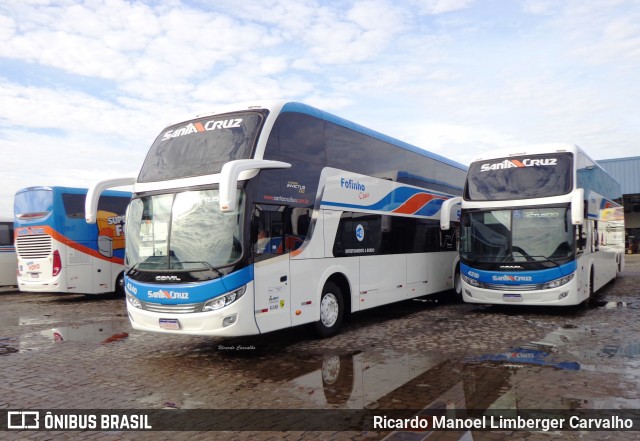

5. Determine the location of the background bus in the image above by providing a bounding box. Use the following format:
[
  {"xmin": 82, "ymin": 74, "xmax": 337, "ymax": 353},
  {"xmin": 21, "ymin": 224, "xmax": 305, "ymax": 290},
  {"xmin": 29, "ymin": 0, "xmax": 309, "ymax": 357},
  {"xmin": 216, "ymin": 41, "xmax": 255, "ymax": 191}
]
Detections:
[
  {"xmin": 87, "ymin": 101, "xmax": 467, "ymax": 337},
  {"xmin": 15, "ymin": 186, "xmax": 130, "ymax": 295},
  {"xmin": 442, "ymin": 144, "xmax": 624, "ymax": 306},
  {"xmin": 0, "ymin": 216, "xmax": 16, "ymax": 286}
]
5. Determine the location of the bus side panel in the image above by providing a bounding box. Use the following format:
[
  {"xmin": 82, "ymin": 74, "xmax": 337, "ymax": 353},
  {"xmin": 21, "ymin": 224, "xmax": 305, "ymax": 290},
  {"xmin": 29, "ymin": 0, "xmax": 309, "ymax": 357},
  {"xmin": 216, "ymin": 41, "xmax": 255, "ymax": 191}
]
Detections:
[
  {"xmin": 254, "ymin": 254, "xmax": 291, "ymax": 334},
  {"xmin": 426, "ymin": 251, "xmax": 457, "ymax": 295},
  {"xmin": 359, "ymin": 254, "xmax": 406, "ymax": 306},
  {"xmin": 575, "ymin": 254, "xmax": 591, "ymax": 303},
  {"xmin": 93, "ymin": 256, "xmax": 113, "ymax": 293},
  {"xmin": 0, "ymin": 246, "xmax": 16, "ymax": 286},
  {"xmin": 406, "ymin": 253, "xmax": 429, "ymax": 297}
]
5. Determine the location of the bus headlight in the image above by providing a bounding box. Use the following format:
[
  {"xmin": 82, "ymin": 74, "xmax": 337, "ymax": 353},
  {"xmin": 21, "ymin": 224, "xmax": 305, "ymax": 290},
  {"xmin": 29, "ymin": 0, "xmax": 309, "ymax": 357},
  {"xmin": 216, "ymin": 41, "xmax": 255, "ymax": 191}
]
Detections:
[
  {"xmin": 461, "ymin": 274, "xmax": 482, "ymax": 288},
  {"xmin": 203, "ymin": 286, "xmax": 246, "ymax": 312},
  {"xmin": 542, "ymin": 273, "xmax": 575, "ymax": 290},
  {"xmin": 127, "ymin": 292, "xmax": 142, "ymax": 309}
]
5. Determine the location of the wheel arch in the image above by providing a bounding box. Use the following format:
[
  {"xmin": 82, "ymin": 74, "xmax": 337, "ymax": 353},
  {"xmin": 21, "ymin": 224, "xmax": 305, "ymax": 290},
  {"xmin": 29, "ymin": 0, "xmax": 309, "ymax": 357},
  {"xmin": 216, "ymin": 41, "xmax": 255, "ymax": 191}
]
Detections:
[{"xmin": 322, "ymin": 271, "xmax": 352, "ymax": 316}]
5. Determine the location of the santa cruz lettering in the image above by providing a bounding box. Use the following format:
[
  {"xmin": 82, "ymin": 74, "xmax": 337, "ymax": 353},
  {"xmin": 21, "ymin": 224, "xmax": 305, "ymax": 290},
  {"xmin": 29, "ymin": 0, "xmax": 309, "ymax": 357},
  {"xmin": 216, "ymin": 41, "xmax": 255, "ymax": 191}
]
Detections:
[
  {"xmin": 480, "ymin": 158, "xmax": 557, "ymax": 172},
  {"xmin": 162, "ymin": 118, "xmax": 243, "ymax": 141},
  {"xmin": 147, "ymin": 289, "xmax": 189, "ymax": 299},
  {"xmin": 492, "ymin": 275, "xmax": 533, "ymax": 282}
]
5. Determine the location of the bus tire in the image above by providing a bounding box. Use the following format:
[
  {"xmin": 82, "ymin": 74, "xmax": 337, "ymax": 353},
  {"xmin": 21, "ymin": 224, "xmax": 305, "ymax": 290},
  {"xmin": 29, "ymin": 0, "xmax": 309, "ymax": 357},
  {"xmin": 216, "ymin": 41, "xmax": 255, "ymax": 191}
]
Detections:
[
  {"xmin": 115, "ymin": 272, "xmax": 125, "ymax": 298},
  {"xmin": 315, "ymin": 282, "xmax": 344, "ymax": 338},
  {"xmin": 585, "ymin": 270, "xmax": 595, "ymax": 307},
  {"xmin": 454, "ymin": 264, "xmax": 463, "ymax": 302}
]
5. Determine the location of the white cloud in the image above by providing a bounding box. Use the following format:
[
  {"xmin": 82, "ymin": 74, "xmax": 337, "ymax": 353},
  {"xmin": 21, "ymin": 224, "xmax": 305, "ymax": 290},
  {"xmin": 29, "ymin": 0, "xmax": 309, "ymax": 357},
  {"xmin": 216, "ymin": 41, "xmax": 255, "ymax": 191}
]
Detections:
[{"xmin": 414, "ymin": 0, "xmax": 474, "ymax": 15}]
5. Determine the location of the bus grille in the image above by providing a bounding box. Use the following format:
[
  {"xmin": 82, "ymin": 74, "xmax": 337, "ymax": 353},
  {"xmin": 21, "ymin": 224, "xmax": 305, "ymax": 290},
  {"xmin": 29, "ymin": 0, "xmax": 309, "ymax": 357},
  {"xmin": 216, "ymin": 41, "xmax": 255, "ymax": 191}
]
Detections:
[
  {"xmin": 16, "ymin": 235, "xmax": 52, "ymax": 259},
  {"xmin": 484, "ymin": 283, "xmax": 544, "ymax": 291},
  {"xmin": 140, "ymin": 301, "xmax": 203, "ymax": 314}
]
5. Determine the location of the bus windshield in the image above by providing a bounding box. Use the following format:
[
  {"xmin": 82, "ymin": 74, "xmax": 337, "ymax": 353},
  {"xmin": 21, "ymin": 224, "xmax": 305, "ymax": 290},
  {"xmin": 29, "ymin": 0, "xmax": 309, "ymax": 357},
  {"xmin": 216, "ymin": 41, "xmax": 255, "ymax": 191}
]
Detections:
[
  {"xmin": 126, "ymin": 189, "xmax": 244, "ymax": 272},
  {"xmin": 460, "ymin": 207, "xmax": 574, "ymax": 265},
  {"xmin": 138, "ymin": 111, "xmax": 266, "ymax": 183},
  {"xmin": 465, "ymin": 153, "xmax": 573, "ymax": 200}
]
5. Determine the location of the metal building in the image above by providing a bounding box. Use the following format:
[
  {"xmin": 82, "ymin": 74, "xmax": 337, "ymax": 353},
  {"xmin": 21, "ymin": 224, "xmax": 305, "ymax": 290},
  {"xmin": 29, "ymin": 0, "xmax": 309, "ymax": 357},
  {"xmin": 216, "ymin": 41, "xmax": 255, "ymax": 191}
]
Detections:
[{"xmin": 597, "ymin": 156, "xmax": 640, "ymax": 253}]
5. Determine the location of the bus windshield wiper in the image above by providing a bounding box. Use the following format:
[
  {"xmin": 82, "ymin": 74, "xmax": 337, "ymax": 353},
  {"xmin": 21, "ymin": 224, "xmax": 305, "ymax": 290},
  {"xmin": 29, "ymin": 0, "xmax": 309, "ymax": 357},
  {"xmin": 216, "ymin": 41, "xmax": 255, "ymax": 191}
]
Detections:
[{"xmin": 180, "ymin": 261, "xmax": 224, "ymax": 278}]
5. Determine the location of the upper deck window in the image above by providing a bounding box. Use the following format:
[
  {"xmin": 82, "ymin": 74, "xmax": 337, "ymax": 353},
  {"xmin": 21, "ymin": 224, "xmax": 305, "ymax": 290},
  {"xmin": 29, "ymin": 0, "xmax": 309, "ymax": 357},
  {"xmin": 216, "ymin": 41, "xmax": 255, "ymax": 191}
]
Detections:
[
  {"xmin": 465, "ymin": 153, "xmax": 573, "ymax": 201},
  {"xmin": 138, "ymin": 111, "xmax": 266, "ymax": 183}
]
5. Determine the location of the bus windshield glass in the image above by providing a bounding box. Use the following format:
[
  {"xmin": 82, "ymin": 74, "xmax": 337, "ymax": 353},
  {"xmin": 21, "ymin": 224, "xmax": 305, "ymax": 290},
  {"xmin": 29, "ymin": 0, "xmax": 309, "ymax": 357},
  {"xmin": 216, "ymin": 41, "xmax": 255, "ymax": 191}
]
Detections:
[
  {"xmin": 460, "ymin": 207, "xmax": 574, "ymax": 264},
  {"xmin": 14, "ymin": 188, "xmax": 54, "ymax": 219},
  {"xmin": 138, "ymin": 111, "xmax": 266, "ymax": 183},
  {"xmin": 465, "ymin": 153, "xmax": 573, "ymax": 200},
  {"xmin": 126, "ymin": 189, "xmax": 244, "ymax": 271}
]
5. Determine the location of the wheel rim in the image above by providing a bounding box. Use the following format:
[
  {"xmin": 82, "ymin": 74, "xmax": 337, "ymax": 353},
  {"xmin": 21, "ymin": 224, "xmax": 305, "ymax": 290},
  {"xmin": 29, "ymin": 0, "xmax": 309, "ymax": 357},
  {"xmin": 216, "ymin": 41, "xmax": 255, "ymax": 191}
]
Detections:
[{"xmin": 320, "ymin": 293, "xmax": 339, "ymax": 327}]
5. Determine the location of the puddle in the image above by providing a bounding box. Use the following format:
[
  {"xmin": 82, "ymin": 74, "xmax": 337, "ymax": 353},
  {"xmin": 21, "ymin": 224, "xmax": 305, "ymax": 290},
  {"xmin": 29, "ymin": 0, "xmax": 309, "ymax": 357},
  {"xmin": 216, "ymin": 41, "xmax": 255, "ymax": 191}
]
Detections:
[
  {"xmin": 466, "ymin": 347, "xmax": 580, "ymax": 370},
  {"xmin": 600, "ymin": 342, "xmax": 640, "ymax": 358},
  {"xmin": 595, "ymin": 299, "xmax": 640, "ymax": 309},
  {"xmin": 0, "ymin": 316, "xmax": 60, "ymax": 328},
  {"xmin": 41, "ymin": 321, "xmax": 128, "ymax": 344},
  {"xmin": 0, "ymin": 338, "xmax": 19, "ymax": 355},
  {"xmin": 289, "ymin": 350, "xmax": 456, "ymax": 409},
  {"xmin": 0, "ymin": 321, "xmax": 130, "ymax": 354}
]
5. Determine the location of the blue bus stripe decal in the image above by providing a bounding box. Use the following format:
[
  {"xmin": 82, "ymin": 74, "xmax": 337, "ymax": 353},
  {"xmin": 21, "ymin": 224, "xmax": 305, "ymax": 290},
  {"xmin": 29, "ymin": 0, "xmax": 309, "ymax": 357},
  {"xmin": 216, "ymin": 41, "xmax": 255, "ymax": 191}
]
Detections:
[{"xmin": 126, "ymin": 265, "xmax": 254, "ymax": 304}]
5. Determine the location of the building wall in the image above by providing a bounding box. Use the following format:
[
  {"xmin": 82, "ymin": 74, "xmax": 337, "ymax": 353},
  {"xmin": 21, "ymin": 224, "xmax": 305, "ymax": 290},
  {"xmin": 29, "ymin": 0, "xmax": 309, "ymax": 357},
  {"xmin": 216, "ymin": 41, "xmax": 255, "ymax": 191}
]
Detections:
[
  {"xmin": 597, "ymin": 157, "xmax": 640, "ymax": 195},
  {"xmin": 627, "ymin": 211, "xmax": 640, "ymax": 229}
]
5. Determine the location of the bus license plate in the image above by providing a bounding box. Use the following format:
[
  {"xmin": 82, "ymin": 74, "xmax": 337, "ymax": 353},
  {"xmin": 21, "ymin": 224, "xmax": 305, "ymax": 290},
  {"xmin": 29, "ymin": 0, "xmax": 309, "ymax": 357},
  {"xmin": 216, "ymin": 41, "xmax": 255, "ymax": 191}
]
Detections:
[
  {"xmin": 159, "ymin": 319, "xmax": 180, "ymax": 330},
  {"xmin": 503, "ymin": 294, "xmax": 522, "ymax": 303}
]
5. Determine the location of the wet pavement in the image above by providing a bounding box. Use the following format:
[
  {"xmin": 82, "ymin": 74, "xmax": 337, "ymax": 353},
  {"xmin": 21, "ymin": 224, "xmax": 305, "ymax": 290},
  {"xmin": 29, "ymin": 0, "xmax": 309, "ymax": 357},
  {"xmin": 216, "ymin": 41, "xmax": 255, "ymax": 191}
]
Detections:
[{"xmin": 2, "ymin": 256, "xmax": 640, "ymax": 440}]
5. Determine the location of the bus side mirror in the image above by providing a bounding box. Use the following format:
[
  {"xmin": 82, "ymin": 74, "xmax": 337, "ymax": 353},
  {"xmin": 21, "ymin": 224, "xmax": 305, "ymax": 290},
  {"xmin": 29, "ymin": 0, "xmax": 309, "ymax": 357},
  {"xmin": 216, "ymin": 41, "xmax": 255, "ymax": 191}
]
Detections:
[
  {"xmin": 219, "ymin": 160, "xmax": 291, "ymax": 212},
  {"xmin": 571, "ymin": 189, "xmax": 584, "ymax": 225},
  {"xmin": 85, "ymin": 177, "xmax": 136, "ymax": 224},
  {"xmin": 440, "ymin": 197, "xmax": 462, "ymax": 230}
]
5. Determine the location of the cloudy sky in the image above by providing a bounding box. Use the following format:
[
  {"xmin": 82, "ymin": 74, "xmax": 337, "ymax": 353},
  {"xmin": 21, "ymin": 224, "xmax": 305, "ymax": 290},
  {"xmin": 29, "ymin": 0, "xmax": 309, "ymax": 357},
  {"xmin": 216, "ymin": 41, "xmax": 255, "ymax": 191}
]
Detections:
[{"xmin": 1, "ymin": 0, "xmax": 639, "ymax": 216}]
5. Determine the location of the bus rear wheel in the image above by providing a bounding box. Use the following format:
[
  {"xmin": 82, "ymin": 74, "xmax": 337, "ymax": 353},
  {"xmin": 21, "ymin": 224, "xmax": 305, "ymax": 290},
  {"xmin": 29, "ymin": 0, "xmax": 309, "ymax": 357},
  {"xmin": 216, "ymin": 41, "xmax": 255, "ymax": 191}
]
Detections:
[{"xmin": 315, "ymin": 282, "xmax": 344, "ymax": 338}]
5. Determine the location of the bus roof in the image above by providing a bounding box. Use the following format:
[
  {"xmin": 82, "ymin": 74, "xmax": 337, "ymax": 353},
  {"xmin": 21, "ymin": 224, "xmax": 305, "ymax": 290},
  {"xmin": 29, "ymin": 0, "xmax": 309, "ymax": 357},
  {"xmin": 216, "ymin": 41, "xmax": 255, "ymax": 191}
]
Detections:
[
  {"xmin": 468, "ymin": 143, "xmax": 581, "ymax": 163},
  {"xmin": 16, "ymin": 186, "xmax": 131, "ymax": 198},
  {"xmin": 183, "ymin": 100, "xmax": 468, "ymax": 172},
  {"xmin": 280, "ymin": 102, "xmax": 468, "ymax": 172}
]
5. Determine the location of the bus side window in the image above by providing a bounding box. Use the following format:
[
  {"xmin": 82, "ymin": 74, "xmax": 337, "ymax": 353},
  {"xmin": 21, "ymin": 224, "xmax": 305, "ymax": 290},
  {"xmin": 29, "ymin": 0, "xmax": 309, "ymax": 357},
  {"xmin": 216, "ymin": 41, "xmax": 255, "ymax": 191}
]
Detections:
[
  {"xmin": 0, "ymin": 222, "xmax": 12, "ymax": 246},
  {"xmin": 253, "ymin": 207, "xmax": 284, "ymax": 259}
]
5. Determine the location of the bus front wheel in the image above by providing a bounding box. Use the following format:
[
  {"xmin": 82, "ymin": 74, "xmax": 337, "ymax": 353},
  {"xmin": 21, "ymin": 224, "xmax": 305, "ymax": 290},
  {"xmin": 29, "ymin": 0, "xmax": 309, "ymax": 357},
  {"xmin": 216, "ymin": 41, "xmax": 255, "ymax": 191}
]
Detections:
[
  {"xmin": 454, "ymin": 264, "xmax": 462, "ymax": 302},
  {"xmin": 115, "ymin": 273, "xmax": 125, "ymax": 298},
  {"xmin": 315, "ymin": 282, "xmax": 344, "ymax": 338}
]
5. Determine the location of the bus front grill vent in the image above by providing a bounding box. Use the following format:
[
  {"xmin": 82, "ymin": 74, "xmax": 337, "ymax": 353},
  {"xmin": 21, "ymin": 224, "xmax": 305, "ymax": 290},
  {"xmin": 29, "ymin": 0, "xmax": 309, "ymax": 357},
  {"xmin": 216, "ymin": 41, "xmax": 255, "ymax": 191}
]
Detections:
[{"xmin": 140, "ymin": 301, "xmax": 203, "ymax": 314}]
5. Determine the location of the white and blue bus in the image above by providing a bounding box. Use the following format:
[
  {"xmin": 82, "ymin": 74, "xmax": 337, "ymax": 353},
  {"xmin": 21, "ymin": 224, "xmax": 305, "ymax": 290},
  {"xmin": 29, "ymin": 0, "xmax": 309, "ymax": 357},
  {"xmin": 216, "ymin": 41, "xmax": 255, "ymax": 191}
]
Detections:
[
  {"xmin": 441, "ymin": 144, "xmax": 625, "ymax": 306},
  {"xmin": 15, "ymin": 186, "xmax": 130, "ymax": 295},
  {"xmin": 0, "ymin": 217, "xmax": 16, "ymax": 286},
  {"xmin": 86, "ymin": 101, "xmax": 467, "ymax": 337}
]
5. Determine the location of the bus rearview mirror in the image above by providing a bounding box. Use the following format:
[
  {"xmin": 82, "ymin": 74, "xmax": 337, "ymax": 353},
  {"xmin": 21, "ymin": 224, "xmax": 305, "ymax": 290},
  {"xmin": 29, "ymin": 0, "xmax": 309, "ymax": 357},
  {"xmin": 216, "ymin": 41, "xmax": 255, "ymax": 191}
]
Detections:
[{"xmin": 571, "ymin": 189, "xmax": 584, "ymax": 225}]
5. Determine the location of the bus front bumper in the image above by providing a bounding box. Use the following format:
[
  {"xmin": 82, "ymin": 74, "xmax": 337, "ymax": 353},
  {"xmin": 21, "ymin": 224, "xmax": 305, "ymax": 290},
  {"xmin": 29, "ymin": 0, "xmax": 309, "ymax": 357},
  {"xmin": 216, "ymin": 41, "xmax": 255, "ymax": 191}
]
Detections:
[
  {"xmin": 461, "ymin": 278, "xmax": 582, "ymax": 306},
  {"xmin": 125, "ymin": 288, "xmax": 259, "ymax": 337}
]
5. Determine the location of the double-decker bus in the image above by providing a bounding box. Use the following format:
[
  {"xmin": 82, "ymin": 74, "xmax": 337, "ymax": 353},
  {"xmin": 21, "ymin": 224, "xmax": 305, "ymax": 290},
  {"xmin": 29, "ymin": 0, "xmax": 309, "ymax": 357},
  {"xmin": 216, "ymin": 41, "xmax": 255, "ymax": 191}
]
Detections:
[
  {"xmin": 86, "ymin": 101, "xmax": 467, "ymax": 337},
  {"xmin": 15, "ymin": 186, "xmax": 130, "ymax": 295},
  {"xmin": 441, "ymin": 144, "xmax": 624, "ymax": 306},
  {"xmin": 0, "ymin": 217, "xmax": 16, "ymax": 286}
]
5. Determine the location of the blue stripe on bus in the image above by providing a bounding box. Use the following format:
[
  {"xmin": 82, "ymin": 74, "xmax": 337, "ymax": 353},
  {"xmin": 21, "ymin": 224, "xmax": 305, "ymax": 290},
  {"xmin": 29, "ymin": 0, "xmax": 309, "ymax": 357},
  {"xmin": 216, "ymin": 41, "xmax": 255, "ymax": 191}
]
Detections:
[
  {"xmin": 321, "ymin": 186, "xmax": 448, "ymax": 216},
  {"xmin": 461, "ymin": 261, "xmax": 578, "ymax": 285},
  {"xmin": 125, "ymin": 265, "xmax": 254, "ymax": 305}
]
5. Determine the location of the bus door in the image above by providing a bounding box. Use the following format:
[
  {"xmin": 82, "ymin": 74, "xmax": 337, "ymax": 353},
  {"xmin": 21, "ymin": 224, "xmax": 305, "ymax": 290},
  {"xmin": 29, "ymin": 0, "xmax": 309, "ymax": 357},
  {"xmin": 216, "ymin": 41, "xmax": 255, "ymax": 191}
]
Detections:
[{"xmin": 252, "ymin": 205, "xmax": 292, "ymax": 333}]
